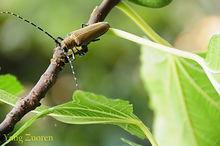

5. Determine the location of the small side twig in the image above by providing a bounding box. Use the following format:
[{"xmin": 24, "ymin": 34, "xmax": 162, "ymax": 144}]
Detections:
[
  {"xmin": 88, "ymin": 0, "xmax": 121, "ymax": 24},
  {"xmin": 0, "ymin": 0, "xmax": 120, "ymax": 142}
]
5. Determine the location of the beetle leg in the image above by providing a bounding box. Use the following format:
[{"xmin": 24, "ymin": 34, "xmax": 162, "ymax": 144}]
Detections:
[
  {"xmin": 74, "ymin": 46, "xmax": 83, "ymax": 56},
  {"xmin": 81, "ymin": 45, "xmax": 88, "ymax": 54},
  {"xmin": 82, "ymin": 23, "xmax": 88, "ymax": 28},
  {"xmin": 55, "ymin": 37, "xmax": 64, "ymax": 47},
  {"xmin": 57, "ymin": 36, "xmax": 64, "ymax": 41},
  {"xmin": 92, "ymin": 38, "xmax": 100, "ymax": 42},
  {"xmin": 70, "ymin": 48, "xmax": 76, "ymax": 60},
  {"xmin": 78, "ymin": 46, "xmax": 87, "ymax": 56}
]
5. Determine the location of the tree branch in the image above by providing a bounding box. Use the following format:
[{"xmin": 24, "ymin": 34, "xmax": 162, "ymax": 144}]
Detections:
[
  {"xmin": 0, "ymin": 0, "xmax": 120, "ymax": 142},
  {"xmin": 0, "ymin": 47, "xmax": 66, "ymax": 140}
]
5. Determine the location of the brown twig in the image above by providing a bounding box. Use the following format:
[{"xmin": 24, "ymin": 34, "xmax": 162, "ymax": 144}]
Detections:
[{"xmin": 0, "ymin": 0, "xmax": 120, "ymax": 142}]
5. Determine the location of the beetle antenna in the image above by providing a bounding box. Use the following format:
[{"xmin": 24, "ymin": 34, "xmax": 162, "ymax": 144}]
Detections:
[{"xmin": 0, "ymin": 11, "xmax": 60, "ymax": 45}]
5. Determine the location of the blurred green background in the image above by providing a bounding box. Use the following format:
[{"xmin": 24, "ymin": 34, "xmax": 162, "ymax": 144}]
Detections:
[{"xmin": 0, "ymin": 0, "xmax": 220, "ymax": 146}]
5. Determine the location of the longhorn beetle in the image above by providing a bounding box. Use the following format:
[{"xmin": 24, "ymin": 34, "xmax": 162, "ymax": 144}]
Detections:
[
  {"xmin": 60, "ymin": 22, "xmax": 110, "ymax": 56},
  {"xmin": 0, "ymin": 11, "xmax": 110, "ymax": 88},
  {"xmin": 0, "ymin": 11, "xmax": 110, "ymax": 55}
]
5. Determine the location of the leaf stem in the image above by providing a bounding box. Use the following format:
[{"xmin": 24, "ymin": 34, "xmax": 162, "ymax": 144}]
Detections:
[
  {"xmin": 116, "ymin": 1, "xmax": 172, "ymax": 47},
  {"xmin": 137, "ymin": 121, "xmax": 158, "ymax": 146},
  {"xmin": 110, "ymin": 28, "xmax": 220, "ymax": 95}
]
